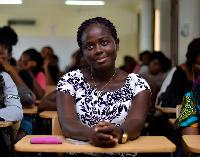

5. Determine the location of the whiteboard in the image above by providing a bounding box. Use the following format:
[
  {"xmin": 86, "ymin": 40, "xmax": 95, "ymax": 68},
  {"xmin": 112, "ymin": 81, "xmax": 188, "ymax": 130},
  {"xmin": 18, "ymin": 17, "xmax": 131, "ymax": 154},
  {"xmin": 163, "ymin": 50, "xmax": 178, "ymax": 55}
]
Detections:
[{"xmin": 12, "ymin": 36, "xmax": 79, "ymax": 72}]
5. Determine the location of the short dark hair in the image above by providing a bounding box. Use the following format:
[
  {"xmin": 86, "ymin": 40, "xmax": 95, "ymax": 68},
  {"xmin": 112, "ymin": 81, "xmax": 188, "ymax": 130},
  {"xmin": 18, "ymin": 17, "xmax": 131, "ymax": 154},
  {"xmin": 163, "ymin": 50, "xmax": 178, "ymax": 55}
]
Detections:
[
  {"xmin": 0, "ymin": 26, "xmax": 18, "ymax": 54},
  {"xmin": 149, "ymin": 51, "xmax": 166, "ymax": 63},
  {"xmin": 140, "ymin": 51, "xmax": 151, "ymax": 61},
  {"xmin": 77, "ymin": 17, "xmax": 117, "ymax": 49},
  {"xmin": 0, "ymin": 38, "xmax": 11, "ymax": 51},
  {"xmin": 43, "ymin": 46, "xmax": 54, "ymax": 54},
  {"xmin": 150, "ymin": 51, "xmax": 171, "ymax": 72},
  {"xmin": 186, "ymin": 38, "xmax": 200, "ymax": 64},
  {"xmin": 23, "ymin": 48, "xmax": 43, "ymax": 75}
]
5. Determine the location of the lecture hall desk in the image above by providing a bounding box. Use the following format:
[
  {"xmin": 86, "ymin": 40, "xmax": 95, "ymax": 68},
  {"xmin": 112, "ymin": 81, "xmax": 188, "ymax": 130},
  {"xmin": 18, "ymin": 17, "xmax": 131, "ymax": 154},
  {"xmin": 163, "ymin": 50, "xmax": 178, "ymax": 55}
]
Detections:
[
  {"xmin": 155, "ymin": 105, "xmax": 176, "ymax": 114},
  {"xmin": 39, "ymin": 110, "xmax": 57, "ymax": 119},
  {"xmin": 15, "ymin": 135, "xmax": 176, "ymax": 154},
  {"xmin": 168, "ymin": 118, "xmax": 176, "ymax": 125},
  {"xmin": 183, "ymin": 135, "xmax": 200, "ymax": 154},
  {"xmin": 23, "ymin": 106, "xmax": 38, "ymax": 114}
]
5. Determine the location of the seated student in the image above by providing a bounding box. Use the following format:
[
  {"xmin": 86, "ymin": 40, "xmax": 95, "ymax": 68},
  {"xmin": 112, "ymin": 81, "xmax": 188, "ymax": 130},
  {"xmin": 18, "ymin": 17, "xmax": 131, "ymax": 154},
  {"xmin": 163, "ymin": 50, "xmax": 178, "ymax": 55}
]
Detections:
[
  {"xmin": 41, "ymin": 46, "xmax": 63, "ymax": 85},
  {"xmin": 119, "ymin": 56, "xmax": 138, "ymax": 74},
  {"xmin": 38, "ymin": 49, "xmax": 90, "ymax": 112},
  {"xmin": 56, "ymin": 17, "xmax": 150, "ymax": 157},
  {"xmin": 178, "ymin": 75, "xmax": 200, "ymax": 157},
  {"xmin": 65, "ymin": 50, "xmax": 78, "ymax": 73},
  {"xmin": 18, "ymin": 48, "xmax": 46, "ymax": 99},
  {"xmin": 137, "ymin": 50, "xmax": 151, "ymax": 75},
  {"xmin": 151, "ymin": 38, "xmax": 200, "ymax": 138},
  {"xmin": 156, "ymin": 38, "xmax": 200, "ymax": 108},
  {"xmin": 0, "ymin": 65, "xmax": 23, "ymax": 156},
  {"xmin": 139, "ymin": 51, "xmax": 170, "ymax": 108},
  {"xmin": 0, "ymin": 26, "xmax": 36, "ymax": 143},
  {"xmin": 0, "ymin": 26, "xmax": 36, "ymax": 103}
]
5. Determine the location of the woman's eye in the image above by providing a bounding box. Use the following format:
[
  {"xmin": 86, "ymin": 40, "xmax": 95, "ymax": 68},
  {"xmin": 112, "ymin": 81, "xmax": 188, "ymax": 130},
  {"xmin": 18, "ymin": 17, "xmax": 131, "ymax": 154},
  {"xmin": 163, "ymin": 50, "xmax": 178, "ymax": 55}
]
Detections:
[
  {"xmin": 86, "ymin": 45, "xmax": 93, "ymax": 50},
  {"xmin": 102, "ymin": 40, "xmax": 108, "ymax": 45}
]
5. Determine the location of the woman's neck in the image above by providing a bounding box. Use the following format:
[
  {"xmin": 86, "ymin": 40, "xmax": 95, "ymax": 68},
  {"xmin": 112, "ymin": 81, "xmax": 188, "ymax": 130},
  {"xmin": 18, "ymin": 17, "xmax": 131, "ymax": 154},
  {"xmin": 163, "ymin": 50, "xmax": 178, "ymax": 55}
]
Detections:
[
  {"xmin": 180, "ymin": 63, "xmax": 193, "ymax": 82},
  {"xmin": 90, "ymin": 66, "xmax": 116, "ymax": 82}
]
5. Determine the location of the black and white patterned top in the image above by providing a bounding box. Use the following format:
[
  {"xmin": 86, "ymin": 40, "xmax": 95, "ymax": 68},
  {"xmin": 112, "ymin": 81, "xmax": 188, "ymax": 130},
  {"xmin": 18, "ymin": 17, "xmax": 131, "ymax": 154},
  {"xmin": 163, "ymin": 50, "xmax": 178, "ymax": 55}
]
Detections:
[{"xmin": 56, "ymin": 69, "xmax": 150, "ymax": 127}]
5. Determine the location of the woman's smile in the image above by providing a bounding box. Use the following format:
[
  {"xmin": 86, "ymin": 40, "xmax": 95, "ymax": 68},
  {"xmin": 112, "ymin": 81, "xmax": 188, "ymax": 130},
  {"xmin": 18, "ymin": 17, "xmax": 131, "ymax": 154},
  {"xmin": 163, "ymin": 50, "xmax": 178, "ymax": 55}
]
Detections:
[{"xmin": 96, "ymin": 56, "xmax": 107, "ymax": 63}]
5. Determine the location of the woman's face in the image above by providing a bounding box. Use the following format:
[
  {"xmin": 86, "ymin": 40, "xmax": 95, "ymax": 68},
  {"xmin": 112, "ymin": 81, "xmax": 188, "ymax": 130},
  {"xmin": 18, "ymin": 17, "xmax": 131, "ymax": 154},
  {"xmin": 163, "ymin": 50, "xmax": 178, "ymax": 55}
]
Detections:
[
  {"xmin": 0, "ymin": 44, "xmax": 9, "ymax": 61},
  {"xmin": 142, "ymin": 54, "xmax": 150, "ymax": 65},
  {"xmin": 192, "ymin": 55, "xmax": 200, "ymax": 78},
  {"xmin": 41, "ymin": 47, "xmax": 53, "ymax": 60},
  {"xmin": 19, "ymin": 53, "xmax": 30, "ymax": 68},
  {"xmin": 81, "ymin": 24, "xmax": 119, "ymax": 70},
  {"xmin": 149, "ymin": 58, "xmax": 162, "ymax": 75}
]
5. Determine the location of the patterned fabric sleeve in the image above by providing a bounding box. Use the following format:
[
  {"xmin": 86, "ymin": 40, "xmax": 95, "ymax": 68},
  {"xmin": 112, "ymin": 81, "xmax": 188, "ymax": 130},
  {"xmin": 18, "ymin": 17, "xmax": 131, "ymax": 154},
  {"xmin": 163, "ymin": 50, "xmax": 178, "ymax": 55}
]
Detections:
[
  {"xmin": 56, "ymin": 70, "xmax": 78, "ymax": 97},
  {"xmin": 130, "ymin": 73, "xmax": 150, "ymax": 96},
  {"xmin": 178, "ymin": 92, "xmax": 198, "ymax": 128}
]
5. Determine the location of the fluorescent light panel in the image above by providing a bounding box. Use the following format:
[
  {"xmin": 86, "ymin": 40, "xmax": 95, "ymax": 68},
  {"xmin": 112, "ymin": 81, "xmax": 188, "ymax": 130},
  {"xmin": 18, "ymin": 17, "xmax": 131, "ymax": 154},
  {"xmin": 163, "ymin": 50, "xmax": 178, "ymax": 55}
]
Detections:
[
  {"xmin": 65, "ymin": 1, "xmax": 105, "ymax": 5},
  {"xmin": 0, "ymin": 0, "xmax": 22, "ymax": 4}
]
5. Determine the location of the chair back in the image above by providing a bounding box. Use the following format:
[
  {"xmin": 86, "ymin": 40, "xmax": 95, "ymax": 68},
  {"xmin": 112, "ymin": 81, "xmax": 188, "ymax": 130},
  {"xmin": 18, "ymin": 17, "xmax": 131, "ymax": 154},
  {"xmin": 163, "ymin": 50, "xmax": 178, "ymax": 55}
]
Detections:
[
  {"xmin": 52, "ymin": 115, "xmax": 62, "ymax": 135},
  {"xmin": 176, "ymin": 104, "xmax": 182, "ymax": 118},
  {"xmin": 44, "ymin": 85, "xmax": 56, "ymax": 97}
]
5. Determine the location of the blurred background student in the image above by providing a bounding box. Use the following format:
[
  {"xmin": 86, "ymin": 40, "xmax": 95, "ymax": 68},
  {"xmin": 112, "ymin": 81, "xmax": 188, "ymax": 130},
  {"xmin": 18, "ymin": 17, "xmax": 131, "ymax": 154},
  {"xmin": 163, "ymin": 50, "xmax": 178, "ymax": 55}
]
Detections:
[
  {"xmin": 40, "ymin": 46, "xmax": 62, "ymax": 85},
  {"xmin": 139, "ymin": 51, "xmax": 171, "ymax": 108},
  {"xmin": 38, "ymin": 49, "xmax": 90, "ymax": 112},
  {"xmin": 0, "ymin": 26, "xmax": 37, "ymax": 145},
  {"xmin": 156, "ymin": 38, "xmax": 200, "ymax": 109},
  {"xmin": 17, "ymin": 48, "xmax": 46, "ymax": 99}
]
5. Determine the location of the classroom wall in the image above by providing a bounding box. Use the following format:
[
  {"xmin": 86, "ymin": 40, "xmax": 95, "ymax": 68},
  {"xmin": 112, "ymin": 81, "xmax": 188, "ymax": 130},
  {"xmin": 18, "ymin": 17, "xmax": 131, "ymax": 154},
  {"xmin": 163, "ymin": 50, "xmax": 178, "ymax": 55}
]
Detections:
[
  {"xmin": 140, "ymin": 0, "xmax": 153, "ymax": 52},
  {"xmin": 0, "ymin": 4, "xmax": 140, "ymax": 71},
  {"xmin": 159, "ymin": 0, "xmax": 171, "ymax": 59},
  {"xmin": 178, "ymin": 0, "xmax": 200, "ymax": 64}
]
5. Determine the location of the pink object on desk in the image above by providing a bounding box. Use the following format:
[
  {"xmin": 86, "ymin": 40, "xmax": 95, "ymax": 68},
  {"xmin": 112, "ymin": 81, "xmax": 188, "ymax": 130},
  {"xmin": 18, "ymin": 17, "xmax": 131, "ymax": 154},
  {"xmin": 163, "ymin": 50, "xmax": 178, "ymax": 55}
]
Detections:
[{"xmin": 30, "ymin": 136, "xmax": 62, "ymax": 144}]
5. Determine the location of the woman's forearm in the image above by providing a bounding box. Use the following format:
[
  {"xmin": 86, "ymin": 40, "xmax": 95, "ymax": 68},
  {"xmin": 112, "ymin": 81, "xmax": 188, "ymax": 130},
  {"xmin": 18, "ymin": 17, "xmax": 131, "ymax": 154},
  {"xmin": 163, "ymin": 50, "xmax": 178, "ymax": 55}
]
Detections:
[{"xmin": 60, "ymin": 117, "xmax": 93, "ymax": 141}]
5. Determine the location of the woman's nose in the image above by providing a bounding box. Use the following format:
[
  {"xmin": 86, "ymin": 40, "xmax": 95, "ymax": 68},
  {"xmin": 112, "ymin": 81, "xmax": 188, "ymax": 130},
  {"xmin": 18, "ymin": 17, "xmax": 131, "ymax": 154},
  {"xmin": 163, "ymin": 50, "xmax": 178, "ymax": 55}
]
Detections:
[{"xmin": 95, "ymin": 44, "xmax": 103, "ymax": 55}]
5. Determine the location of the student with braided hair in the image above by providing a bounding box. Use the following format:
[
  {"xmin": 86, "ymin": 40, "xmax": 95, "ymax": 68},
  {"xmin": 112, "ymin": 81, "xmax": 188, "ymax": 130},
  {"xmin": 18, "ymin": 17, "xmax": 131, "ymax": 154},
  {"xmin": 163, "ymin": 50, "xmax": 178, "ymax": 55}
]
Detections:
[{"xmin": 56, "ymin": 17, "xmax": 150, "ymax": 156}]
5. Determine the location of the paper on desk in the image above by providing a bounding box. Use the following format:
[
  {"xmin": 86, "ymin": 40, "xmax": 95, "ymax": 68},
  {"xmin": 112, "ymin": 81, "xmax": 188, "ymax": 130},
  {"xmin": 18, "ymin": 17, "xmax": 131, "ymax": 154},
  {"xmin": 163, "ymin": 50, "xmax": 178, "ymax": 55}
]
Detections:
[{"xmin": 62, "ymin": 138, "xmax": 90, "ymax": 145}]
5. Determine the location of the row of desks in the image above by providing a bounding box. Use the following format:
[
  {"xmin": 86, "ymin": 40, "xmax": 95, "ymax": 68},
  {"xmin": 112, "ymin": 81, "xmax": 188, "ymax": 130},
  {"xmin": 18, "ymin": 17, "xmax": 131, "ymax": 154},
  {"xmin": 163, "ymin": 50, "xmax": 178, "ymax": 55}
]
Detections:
[
  {"xmin": 13, "ymin": 134, "xmax": 200, "ymax": 154},
  {"xmin": 15, "ymin": 135, "xmax": 176, "ymax": 153},
  {"xmin": 16, "ymin": 109, "xmax": 178, "ymax": 154},
  {"xmin": 2, "ymin": 106, "xmax": 200, "ymax": 155},
  {"xmin": 22, "ymin": 105, "xmax": 176, "ymax": 115},
  {"xmin": 154, "ymin": 105, "xmax": 176, "ymax": 114}
]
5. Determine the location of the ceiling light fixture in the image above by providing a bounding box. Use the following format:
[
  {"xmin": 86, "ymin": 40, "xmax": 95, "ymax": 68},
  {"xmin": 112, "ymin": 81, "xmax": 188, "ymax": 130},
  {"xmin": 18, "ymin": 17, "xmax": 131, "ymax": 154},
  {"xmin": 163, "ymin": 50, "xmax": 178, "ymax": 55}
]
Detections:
[
  {"xmin": 65, "ymin": 1, "xmax": 105, "ymax": 5},
  {"xmin": 0, "ymin": 0, "xmax": 22, "ymax": 4}
]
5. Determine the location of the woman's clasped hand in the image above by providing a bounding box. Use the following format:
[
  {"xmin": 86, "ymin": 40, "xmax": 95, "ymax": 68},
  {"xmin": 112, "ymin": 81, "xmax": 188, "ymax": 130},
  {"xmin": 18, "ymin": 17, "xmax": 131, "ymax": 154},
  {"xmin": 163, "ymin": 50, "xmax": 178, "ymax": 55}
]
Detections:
[{"xmin": 90, "ymin": 121, "xmax": 122, "ymax": 147}]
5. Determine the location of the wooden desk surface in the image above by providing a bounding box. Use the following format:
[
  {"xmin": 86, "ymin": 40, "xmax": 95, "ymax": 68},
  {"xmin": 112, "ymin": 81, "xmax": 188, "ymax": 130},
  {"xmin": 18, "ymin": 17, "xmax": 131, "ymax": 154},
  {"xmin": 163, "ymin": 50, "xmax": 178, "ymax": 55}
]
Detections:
[
  {"xmin": 35, "ymin": 100, "xmax": 41, "ymax": 105},
  {"xmin": 15, "ymin": 135, "xmax": 176, "ymax": 153},
  {"xmin": 0, "ymin": 121, "xmax": 13, "ymax": 127},
  {"xmin": 182, "ymin": 135, "xmax": 200, "ymax": 153},
  {"xmin": 155, "ymin": 106, "xmax": 176, "ymax": 113},
  {"xmin": 168, "ymin": 118, "xmax": 176, "ymax": 125},
  {"xmin": 23, "ymin": 106, "xmax": 38, "ymax": 114},
  {"xmin": 39, "ymin": 111, "xmax": 57, "ymax": 119}
]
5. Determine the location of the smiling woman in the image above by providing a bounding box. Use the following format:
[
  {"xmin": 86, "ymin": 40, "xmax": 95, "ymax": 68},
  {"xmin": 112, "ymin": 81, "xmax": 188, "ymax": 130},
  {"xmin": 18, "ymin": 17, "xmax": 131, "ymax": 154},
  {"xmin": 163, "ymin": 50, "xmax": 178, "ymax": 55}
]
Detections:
[{"xmin": 56, "ymin": 17, "xmax": 150, "ymax": 156}]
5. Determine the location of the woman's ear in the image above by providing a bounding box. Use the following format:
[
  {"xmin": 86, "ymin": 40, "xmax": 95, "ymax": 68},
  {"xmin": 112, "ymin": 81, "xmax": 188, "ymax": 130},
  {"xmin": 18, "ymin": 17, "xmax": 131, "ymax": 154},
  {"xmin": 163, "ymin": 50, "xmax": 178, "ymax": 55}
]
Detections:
[
  {"xmin": 78, "ymin": 49, "xmax": 83, "ymax": 54},
  {"xmin": 115, "ymin": 38, "xmax": 120, "ymax": 51},
  {"xmin": 8, "ymin": 52, "xmax": 12, "ymax": 61}
]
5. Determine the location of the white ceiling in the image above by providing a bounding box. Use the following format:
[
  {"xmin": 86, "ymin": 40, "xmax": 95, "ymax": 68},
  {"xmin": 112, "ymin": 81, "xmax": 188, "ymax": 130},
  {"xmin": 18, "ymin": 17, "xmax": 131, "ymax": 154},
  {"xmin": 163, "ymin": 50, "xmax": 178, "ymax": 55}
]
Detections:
[{"xmin": 22, "ymin": 0, "xmax": 141, "ymax": 6}]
